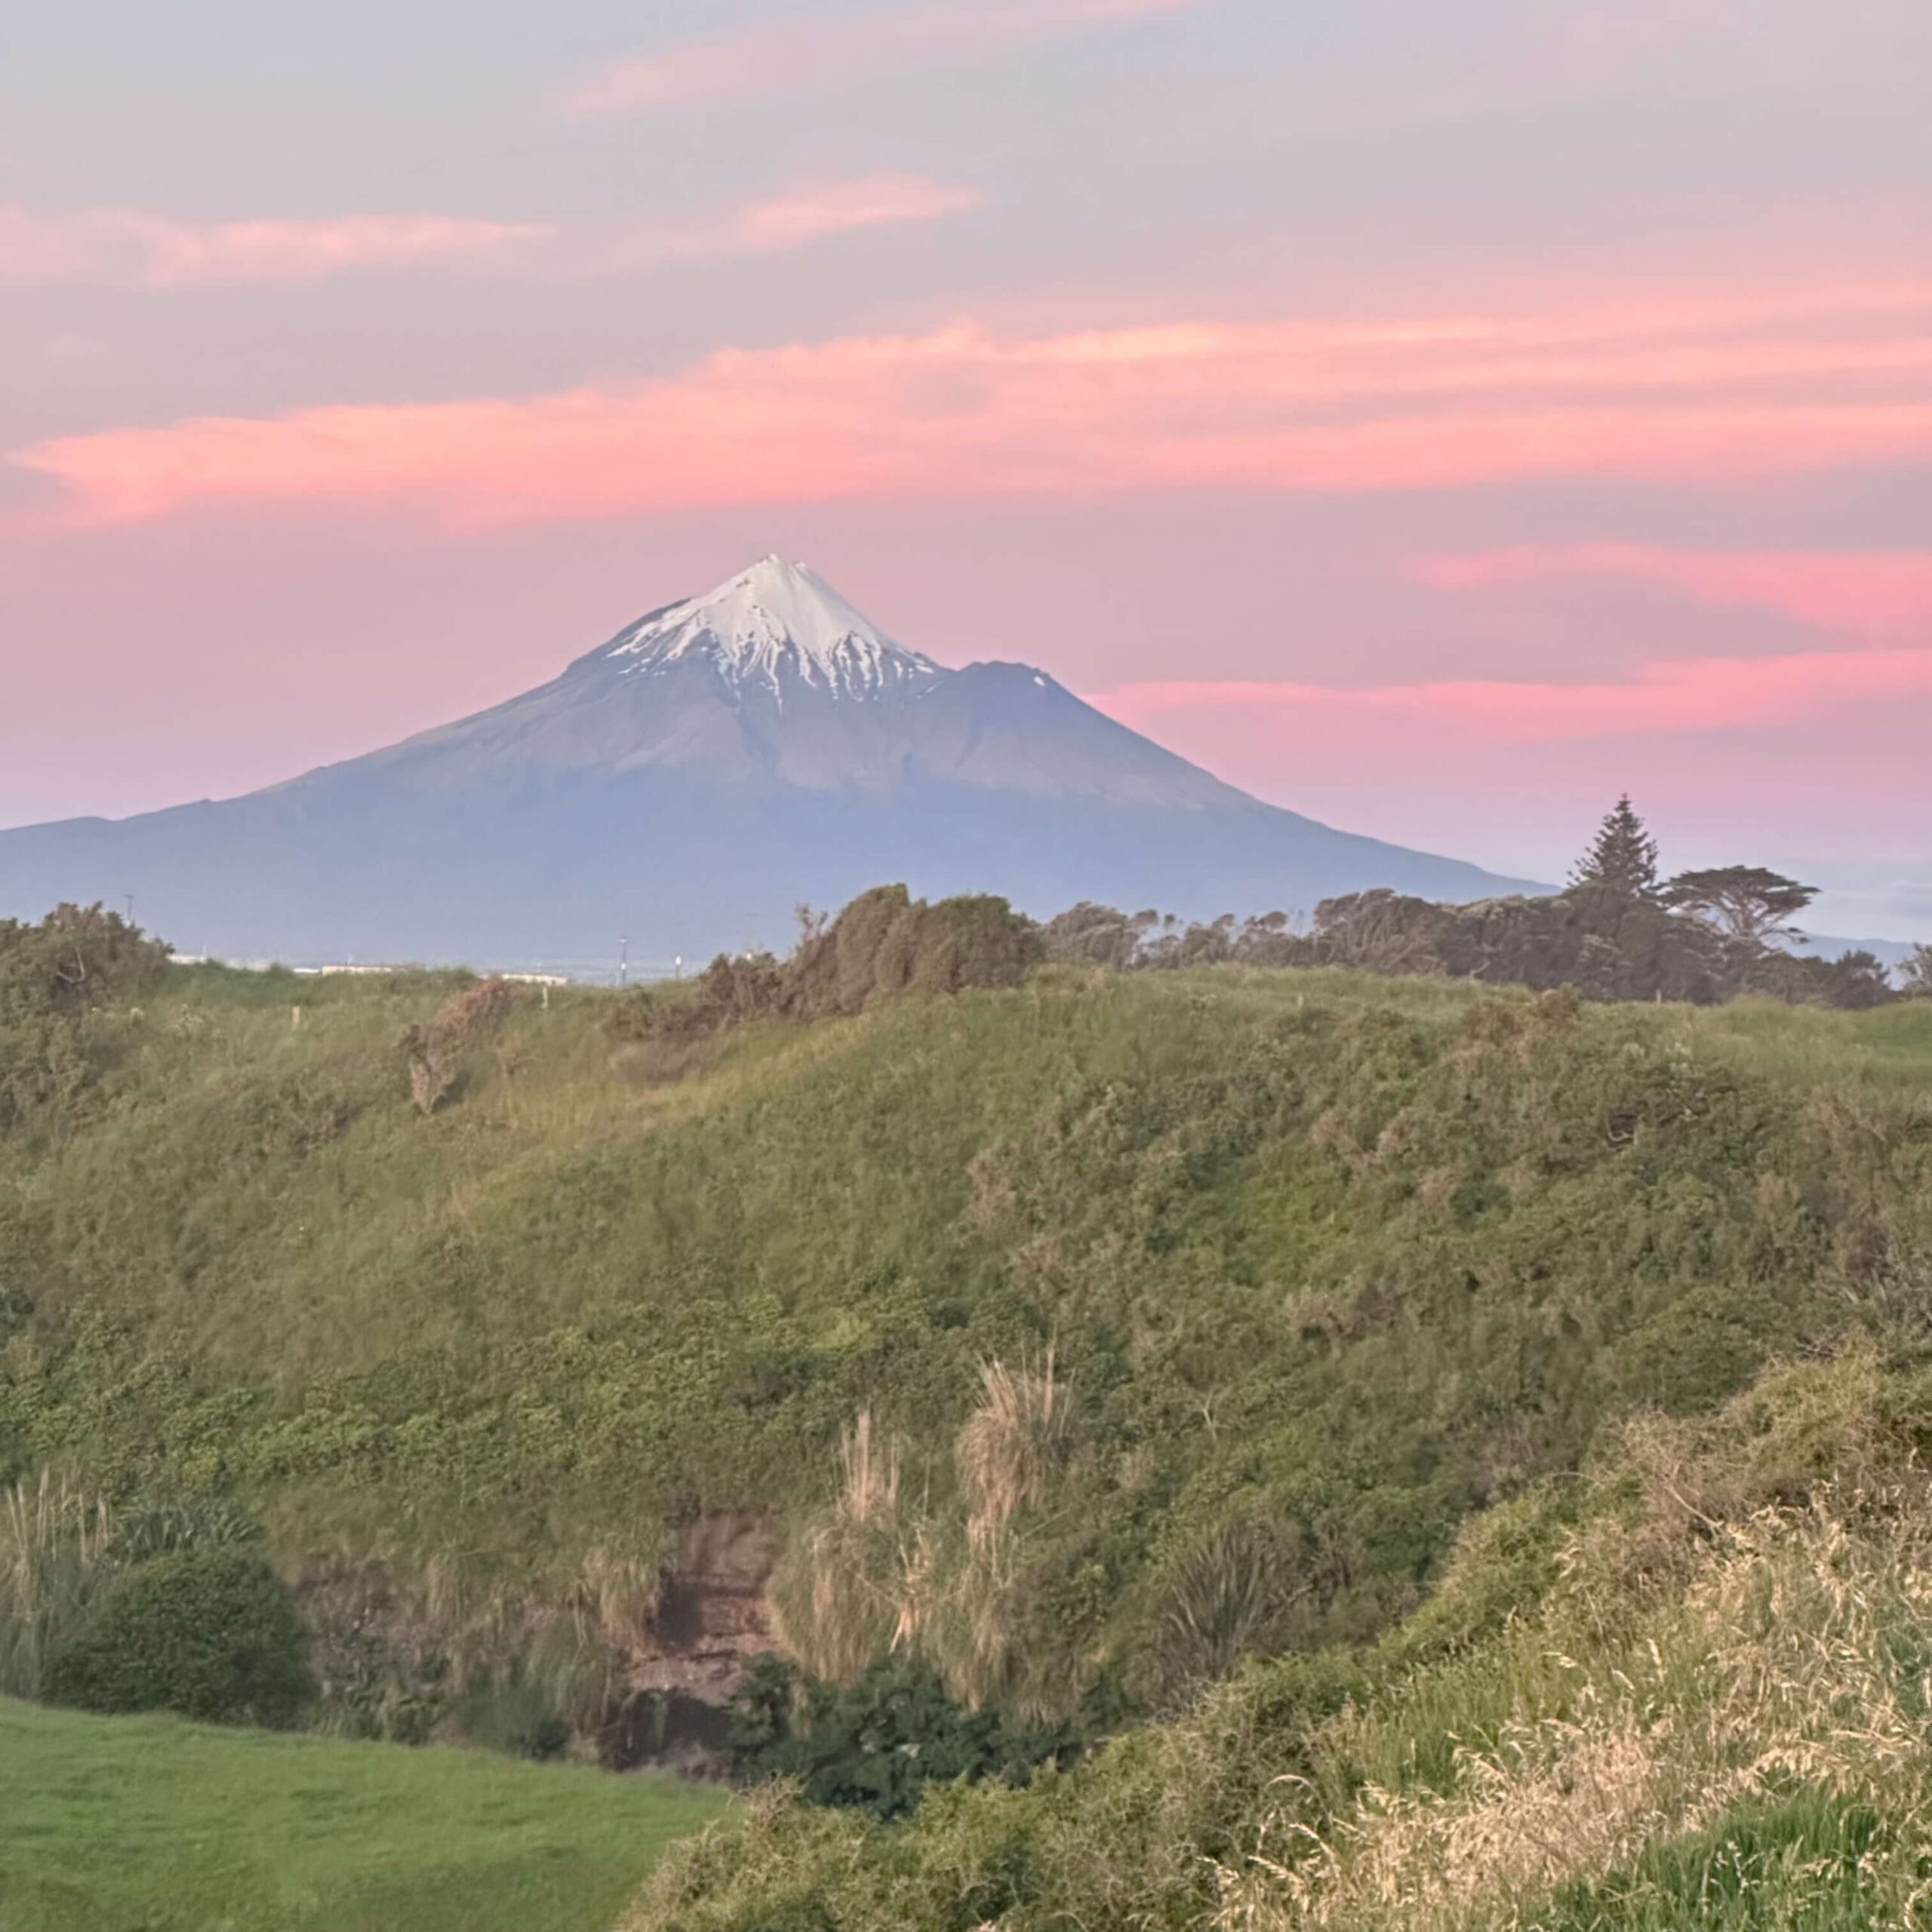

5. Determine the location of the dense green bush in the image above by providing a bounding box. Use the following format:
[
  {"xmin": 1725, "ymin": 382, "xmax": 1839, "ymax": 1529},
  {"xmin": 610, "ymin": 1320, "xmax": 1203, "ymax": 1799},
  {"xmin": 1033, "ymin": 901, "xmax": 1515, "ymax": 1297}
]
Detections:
[
  {"xmin": 728, "ymin": 1654, "xmax": 1078, "ymax": 1820},
  {"xmin": 46, "ymin": 1546, "xmax": 314, "ymax": 1727},
  {"xmin": 0, "ymin": 903, "xmax": 171, "ymax": 1024},
  {"xmin": 0, "ymin": 903, "xmax": 172, "ymax": 1134}
]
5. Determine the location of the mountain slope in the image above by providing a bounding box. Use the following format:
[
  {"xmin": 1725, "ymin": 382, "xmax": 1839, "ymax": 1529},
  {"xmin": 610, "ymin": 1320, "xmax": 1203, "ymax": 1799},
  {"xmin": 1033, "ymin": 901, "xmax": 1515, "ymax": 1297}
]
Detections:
[{"xmin": 0, "ymin": 557, "xmax": 1536, "ymax": 965}]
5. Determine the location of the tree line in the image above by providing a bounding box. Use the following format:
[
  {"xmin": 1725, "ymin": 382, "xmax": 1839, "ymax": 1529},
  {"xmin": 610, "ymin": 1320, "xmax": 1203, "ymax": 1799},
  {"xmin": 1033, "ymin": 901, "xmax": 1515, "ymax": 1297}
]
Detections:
[{"xmin": 1044, "ymin": 797, "xmax": 1930, "ymax": 1010}]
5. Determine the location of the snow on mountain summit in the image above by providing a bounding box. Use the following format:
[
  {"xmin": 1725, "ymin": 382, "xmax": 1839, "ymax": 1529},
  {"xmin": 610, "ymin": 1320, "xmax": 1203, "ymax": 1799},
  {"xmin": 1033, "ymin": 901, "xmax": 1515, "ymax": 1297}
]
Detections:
[{"xmin": 600, "ymin": 555, "xmax": 943, "ymax": 701}]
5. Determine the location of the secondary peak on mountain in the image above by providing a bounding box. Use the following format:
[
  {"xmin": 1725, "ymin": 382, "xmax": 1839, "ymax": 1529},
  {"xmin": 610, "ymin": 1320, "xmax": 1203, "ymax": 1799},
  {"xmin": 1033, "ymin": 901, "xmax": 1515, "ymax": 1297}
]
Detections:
[{"xmin": 598, "ymin": 555, "xmax": 943, "ymax": 701}]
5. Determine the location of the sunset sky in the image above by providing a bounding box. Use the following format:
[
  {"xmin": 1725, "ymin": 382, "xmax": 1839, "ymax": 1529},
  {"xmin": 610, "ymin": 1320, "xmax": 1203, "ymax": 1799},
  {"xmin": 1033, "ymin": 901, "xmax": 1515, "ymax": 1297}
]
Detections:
[{"xmin": 4, "ymin": 0, "xmax": 1928, "ymax": 936}]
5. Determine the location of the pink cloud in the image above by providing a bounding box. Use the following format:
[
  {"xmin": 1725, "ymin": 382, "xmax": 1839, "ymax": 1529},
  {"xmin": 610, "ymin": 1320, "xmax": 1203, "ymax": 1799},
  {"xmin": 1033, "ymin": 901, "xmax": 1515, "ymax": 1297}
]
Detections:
[
  {"xmin": 1090, "ymin": 648, "xmax": 1932, "ymax": 752},
  {"xmin": 724, "ymin": 175, "xmax": 984, "ymax": 252},
  {"xmin": 0, "ymin": 177, "xmax": 982, "ymax": 292},
  {"xmin": 14, "ymin": 281, "xmax": 1930, "ymax": 528},
  {"xmin": 0, "ymin": 205, "xmax": 551, "ymax": 288},
  {"xmin": 1087, "ymin": 648, "xmax": 1932, "ymax": 888},
  {"xmin": 564, "ymin": 0, "xmax": 1195, "ymax": 117},
  {"xmin": 1414, "ymin": 546, "xmax": 1932, "ymax": 640}
]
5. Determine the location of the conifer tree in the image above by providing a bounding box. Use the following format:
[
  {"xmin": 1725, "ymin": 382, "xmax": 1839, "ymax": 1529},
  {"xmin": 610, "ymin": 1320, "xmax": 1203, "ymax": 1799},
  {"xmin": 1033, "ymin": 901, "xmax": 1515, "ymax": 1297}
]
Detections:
[
  {"xmin": 1569, "ymin": 795, "xmax": 1660, "ymax": 900},
  {"xmin": 1663, "ymin": 866, "xmax": 1817, "ymax": 946}
]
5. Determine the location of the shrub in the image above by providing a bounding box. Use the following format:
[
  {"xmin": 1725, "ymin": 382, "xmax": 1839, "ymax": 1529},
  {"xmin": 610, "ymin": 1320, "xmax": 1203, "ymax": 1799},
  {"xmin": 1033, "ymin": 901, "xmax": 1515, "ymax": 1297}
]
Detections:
[
  {"xmin": 0, "ymin": 905, "xmax": 172, "ymax": 1131},
  {"xmin": 0, "ymin": 903, "xmax": 171, "ymax": 1023},
  {"xmin": 46, "ymin": 1547, "xmax": 314, "ymax": 1727},
  {"xmin": 955, "ymin": 1353, "xmax": 1073, "ymax": 1550},
  {"xmin": 728, "ymin": 1652, "xmax": 1076, "ymax": 1821},
  {"xmin": 625, "ymin": 884, "xmax": 1045, "ymax": 1044},
  {"xmin": 395, "ymin": 975, "xmax": 515, "ymax": 1114}
]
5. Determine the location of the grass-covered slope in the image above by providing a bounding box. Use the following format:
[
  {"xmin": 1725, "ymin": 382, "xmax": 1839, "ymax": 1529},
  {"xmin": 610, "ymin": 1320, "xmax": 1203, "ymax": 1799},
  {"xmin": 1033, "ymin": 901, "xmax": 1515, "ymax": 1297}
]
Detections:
[
  {"xmin": 632, "ymin": 1343, "xmax": 1932, "ymax": 1931},
  {"xmin": 4, "ymin": 958, "xmax": 1928, "ymax": 1729},
  {"xmin": 0, "ymin": 1695, "xmax": 721, "ymax": 1932}
]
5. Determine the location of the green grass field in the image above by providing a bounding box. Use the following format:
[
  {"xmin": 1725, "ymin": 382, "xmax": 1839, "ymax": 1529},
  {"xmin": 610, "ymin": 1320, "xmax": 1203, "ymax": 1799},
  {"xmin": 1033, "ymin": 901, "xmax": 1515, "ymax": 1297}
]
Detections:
[{"xmin": 0, "ymin": 1697, "xmax": 723, "ymax": 1932}]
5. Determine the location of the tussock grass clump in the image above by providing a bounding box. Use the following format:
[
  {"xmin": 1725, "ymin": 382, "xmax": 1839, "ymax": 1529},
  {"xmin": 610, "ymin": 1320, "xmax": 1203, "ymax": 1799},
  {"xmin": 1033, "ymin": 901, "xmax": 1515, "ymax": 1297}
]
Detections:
[
  {"xmin": 766, "ymin": 1413, "xmax": 912, "ymax": 1686},
  {"xmin": 766, "ymin": 1366, "xmax": 1084, "ymax": 1719},
  {"xmin": 956, "ymin": 1351, "xmax": 1072, "ymax": 1550},
  {"xmin": 0, "ymin": 1472, "xmax": 115, "ymax": 1698}
]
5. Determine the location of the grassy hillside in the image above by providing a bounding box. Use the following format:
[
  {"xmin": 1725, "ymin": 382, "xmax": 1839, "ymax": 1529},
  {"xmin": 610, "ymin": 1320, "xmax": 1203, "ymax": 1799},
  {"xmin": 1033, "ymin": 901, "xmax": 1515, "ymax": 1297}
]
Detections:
[
  {"xmin": 0, "ymin": 1695, "xmax": 721, "ymax": 1932},
  {"xmin": 4, "ymin": 957, "xmax": 1928, "ymax": 1740},
  {"xmin": 631, "ymin": 1341, "xmax": 1932, "ymax": 1930},
  {"xmin": 5, "ymin": 938, "xmax": 1932, "ymax": 1927}
]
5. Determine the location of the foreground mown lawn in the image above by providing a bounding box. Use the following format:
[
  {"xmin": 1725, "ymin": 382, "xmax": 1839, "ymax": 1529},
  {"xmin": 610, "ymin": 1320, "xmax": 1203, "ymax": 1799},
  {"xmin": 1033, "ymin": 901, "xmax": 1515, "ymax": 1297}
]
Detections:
[{"xmin": 0, "ymin": 1699, "xmax": 725, "ymax": 1932}]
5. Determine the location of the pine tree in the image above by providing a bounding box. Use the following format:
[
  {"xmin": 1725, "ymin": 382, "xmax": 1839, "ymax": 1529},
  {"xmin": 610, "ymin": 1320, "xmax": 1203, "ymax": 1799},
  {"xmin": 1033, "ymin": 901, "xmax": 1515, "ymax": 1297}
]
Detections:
[{"xmin": 1569, "ymin": 795, "xmax": 1660, "ymax": 900}]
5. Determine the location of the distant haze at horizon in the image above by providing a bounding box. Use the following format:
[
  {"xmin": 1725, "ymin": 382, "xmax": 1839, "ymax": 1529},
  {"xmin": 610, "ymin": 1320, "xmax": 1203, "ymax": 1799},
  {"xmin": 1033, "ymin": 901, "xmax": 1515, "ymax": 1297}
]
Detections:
[{"xmin": 2, "ymin": 2, "xmax": 1927, "ymax": 940}]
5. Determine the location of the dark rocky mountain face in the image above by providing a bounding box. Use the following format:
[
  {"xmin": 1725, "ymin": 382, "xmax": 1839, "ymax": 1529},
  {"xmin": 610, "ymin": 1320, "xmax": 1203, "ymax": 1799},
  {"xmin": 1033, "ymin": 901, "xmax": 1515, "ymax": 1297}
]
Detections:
[{"xmin": 0, "ymin": 556, "xmax": 1538, "ymax": 968}]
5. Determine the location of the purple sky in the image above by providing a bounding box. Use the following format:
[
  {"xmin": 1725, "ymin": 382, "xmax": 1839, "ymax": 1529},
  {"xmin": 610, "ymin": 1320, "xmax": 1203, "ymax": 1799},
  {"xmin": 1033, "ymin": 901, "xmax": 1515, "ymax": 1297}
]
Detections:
[{"xmin": 3, "ymin": 0, "xmax": 1928, "ymax": 934}]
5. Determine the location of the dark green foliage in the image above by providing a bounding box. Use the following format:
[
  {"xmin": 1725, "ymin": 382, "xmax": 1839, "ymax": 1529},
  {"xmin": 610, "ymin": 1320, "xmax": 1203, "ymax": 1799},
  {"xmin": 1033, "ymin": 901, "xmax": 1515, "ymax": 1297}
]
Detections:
[
  {"xmin": 0, "ymin": 903, "xmax": 171, "ymax": 1132},
  {"xmin": 1665, "ymin": 865, "xmax": 1818, "ymax": 944},
  {"xmin": 1044, "ymin": 883, "xmax": 1881, "ymax": 1009},
  {"xmin": 1045, "ymin": 805, "xmax": 1884, "ymax": 1013},
  {"xmin": 1749, "ymin": 946, "xmax": 1900, "ymax": 1011},
  {"xmin": 46, "ymin": 1546, "xmax": 314, "ymax": 1727},
  {"xmin": 1042, "ymin": 903, "xmax": 1303, "ymax": 971},
  {"xmin": 1903, "ymin": 943, "xmax": 1932, "ymax": 998},
  {"xmin": 1291, "ymin": 885, "xmax": 1886, "ymax": 1008},
  {"xmin": 729, "ymin": 1654, "xmax": 1076, "ymax": 1820},
  {"xmin": 1569, "ymin": 793, "xmax": 1662, "ymax": 899},
  {"xmin": 0, "ymin": 902, "xmax": 171, "ymax": 1023},
  {"xmin": 109, "ymin": 1495, "xmax": 264, "ymax": 1564}
]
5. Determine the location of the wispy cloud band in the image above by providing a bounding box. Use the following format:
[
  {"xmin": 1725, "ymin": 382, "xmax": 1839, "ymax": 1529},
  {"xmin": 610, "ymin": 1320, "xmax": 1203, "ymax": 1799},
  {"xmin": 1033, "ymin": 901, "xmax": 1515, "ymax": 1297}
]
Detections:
[
  {"xmin": 1415, "ymin": 546, "xmax": 1932, "ymax": 638},
  {"xmin": 1093, "ymin": 648, "xmax": 1932, "ymax": 751},
  {"xmin": 565, "ymin": 0, "xmax": 1195, "ymax": 117},
  {"xmin": 0, "ymin": 205, "xmax": 551, "ymax": 288},
  {"xmin": 14, "ymin": 280, "xmax": 1928, "ymax": 526},
  {"xmin": 1, "ymin": 174, "xmax": 980, "ymax": 291}
]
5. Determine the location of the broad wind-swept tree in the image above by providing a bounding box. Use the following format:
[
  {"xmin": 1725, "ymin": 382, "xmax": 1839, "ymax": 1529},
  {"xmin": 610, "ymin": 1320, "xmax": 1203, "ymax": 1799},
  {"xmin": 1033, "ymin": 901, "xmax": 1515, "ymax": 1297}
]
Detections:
[
  {"xmin": 1569, "ymin": 796, "xmax": 1661, "ymax": 900},
  {"xmin": 1664, "ymin": 866, "xmax": 1818, "ymax": 946}
]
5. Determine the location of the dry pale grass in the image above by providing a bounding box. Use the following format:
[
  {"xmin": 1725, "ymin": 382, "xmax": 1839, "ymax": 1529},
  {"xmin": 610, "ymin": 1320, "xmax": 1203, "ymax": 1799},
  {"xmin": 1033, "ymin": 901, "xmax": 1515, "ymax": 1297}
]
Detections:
[
  {"xmin": 765, "ymin": 1412, "xmax": 914, "ymax": 1685},
  {"xmin": 574, "ymin": 1543, "xmax": 666, "ymax": 1656},
  {"xmin": 0, "ymin": 1472, "xmax": 115, "ymax": 1699},
  {"xmin": 1211, "ymin": 1506, "xmax": 1932, "ymax": 1931},
  {"xmin": 764, "ymin": 1367, "xmax": 1079, "ymax": 1712},
  {"xmin": 955, "ymin": 1351, "xmax": 1072, "ymax": 1550}
]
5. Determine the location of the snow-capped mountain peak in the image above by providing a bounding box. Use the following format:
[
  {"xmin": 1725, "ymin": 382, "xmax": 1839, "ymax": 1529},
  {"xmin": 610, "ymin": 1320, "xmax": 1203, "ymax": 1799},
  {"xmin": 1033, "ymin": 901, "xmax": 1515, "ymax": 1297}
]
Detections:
[{"xmin": 599, "ymin": 555, "xmax": 943, "ymax": 701}]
